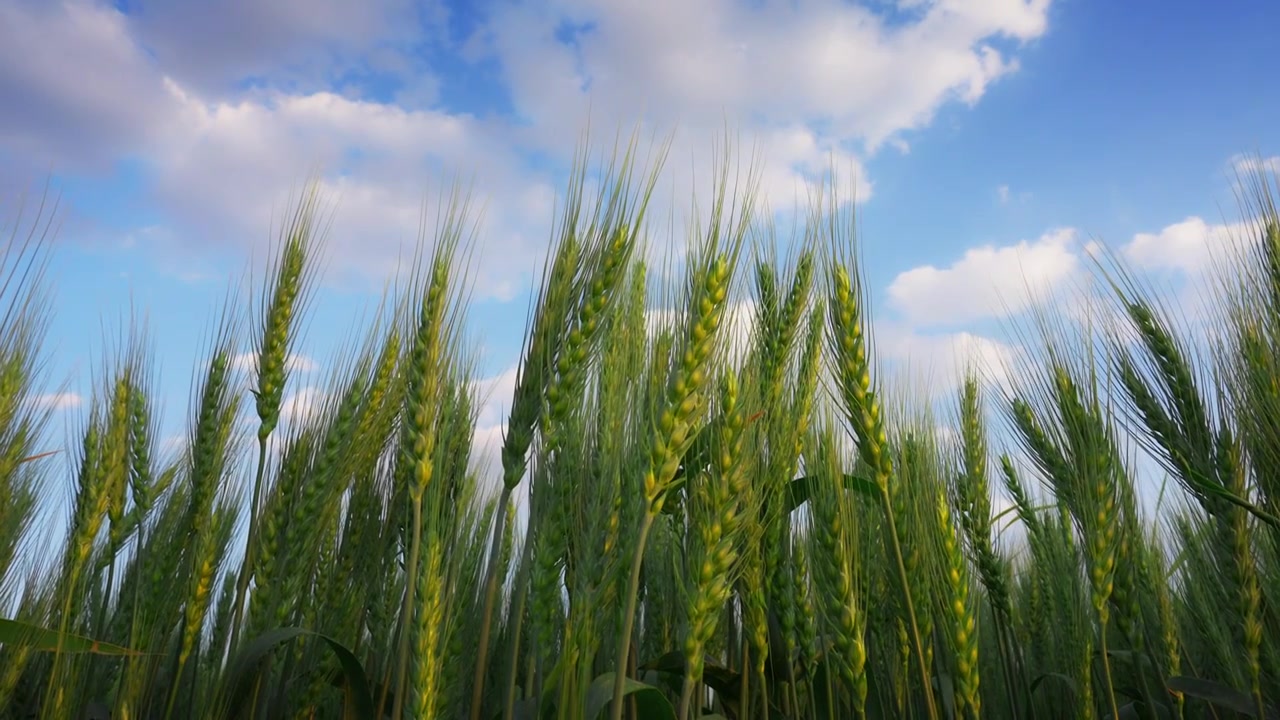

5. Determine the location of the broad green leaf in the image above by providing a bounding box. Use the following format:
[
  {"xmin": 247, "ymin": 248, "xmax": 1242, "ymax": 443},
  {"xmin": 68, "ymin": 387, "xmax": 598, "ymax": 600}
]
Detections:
[
  {"xmin": 786, "ymin": 473, "xmax": 878, "ymax": 513},
  {"xmin": 1116, "ymin": 699, "xmax": 1173, "ymax": 720},
  {"xmin": 0, "ymin": 618, "xmax": 144, "ymax": 656},
  {"xmin": 931, "ymin": 651, "xmax": 956, "ymax": 720},
  {"xmin": 639, "ymin": 650, "xmax": 742, "ymax": 701},
  {"xmin": 1030, "ymin": 672, "xmax": 1079, "ymax": 699},
  {"xmin": 584, "ymin": 672, "xmax": 677, "ymax": 720},
  {"xmin": 1166, "ymin": 676, "xmax": 1274, "ymax": 718},
  {"xmin": 1105, "ymin": 648, "xmax": 1157, "ymax": 672},
  {"xmin": 217, "ymin": 627, "xmax": 375, "ymax": 720}
]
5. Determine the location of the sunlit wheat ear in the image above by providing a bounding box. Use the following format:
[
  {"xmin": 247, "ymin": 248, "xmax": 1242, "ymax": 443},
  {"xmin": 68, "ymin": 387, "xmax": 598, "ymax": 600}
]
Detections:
[
  {"xmin": 936, "ymin": 489, "xmax": 980, "ymax": 719},
  {"xmin": 1005, "ymin": 340, "xmax": 1126, "ymax": 718},
  {"xmin": 790, "ymin": 533, "xmax": 818, "ymax": 670},
  {"xmin": 525, "ymin": 208, "xmax": 643, "ymax": 692},
  {"xmin": 643, "ymin": 254, "xmax": 732, "ymax": 511},
  {"xmin": 807, "ymin": 420, "xmax": 868, "ymax": 716},
  {"xmin": 892, "ymin": 429, "xmax": 941, "ymax": 683},
  {"xmin": 466, "ymin": 137, "xmax": 666, "ymax": 719},
  {"xmin": 826, "ymin": 264, "xmax": 888, "ymax": 486},
  {"xmin": 498, "ymin": 152, "xmax": 592, "ymax": 495},
  {"xmin": 679, "ymin": 369, "xmax": 755, "ymax": 720},
  {"xmin": 949, "ymin": 374, "xmax": 1027, "ymax": 713},
  {"xmin": 1145, "ymin": 532, "xmax": 1186, "ymax": 720},
  {"xmin": 126, "ymin": 364, "xmax": 163, "ymax": 536},
  {"xmin": 746, "ymin": 248, "xmax": 817, "ymax": 690},
  {"xmin": 461, "ymin": 155, "xmax": 594, "ymax": 714},
  {"xmin": 1216, "ymin": 428, "xmax": 1267, "ymax": 717},
  {"xmin": 44, "ymin": 403, "xmax": 107, "ymax": 718},
  {"xmin": 612, "ymin": 141, "xmax": 756, "ymax": 719},
  {"xmin": 789, "ymin": 299, "xmax": 824, "ymax": 456},
  {"xmin": 253, "ymin": 187, "xmax": 323, "ymax": 444},
  {"xmin": 171, "ymin": 327, "xmax": 241, "ymax": 719},
  {"xmin": 101, "ymin": 368, "xmax": 133, "ymax": 549},
  {"xmin": 387, "ymin": 186, "xmax": 476, "ymax": 720},
  {"xmin": 47, "ymin": 355, "xmax": 130, "ymax": 714},
  {"xmin": 998, "ymin": 454, "xmax": 1043, "ymax": 540},
  {"xmin": 228, "ymin": 182, "xmax": 324, "ymax": 657},
  {"xmin": 825, "ymin": 246, "xmax": 937, "ymax": 718}
]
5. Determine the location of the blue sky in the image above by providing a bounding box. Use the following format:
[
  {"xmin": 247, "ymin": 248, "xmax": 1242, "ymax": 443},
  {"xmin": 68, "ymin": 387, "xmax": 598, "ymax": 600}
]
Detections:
[{"xmin": 1, "ymin": 0, "xmax": 1277, "ymax": 503}]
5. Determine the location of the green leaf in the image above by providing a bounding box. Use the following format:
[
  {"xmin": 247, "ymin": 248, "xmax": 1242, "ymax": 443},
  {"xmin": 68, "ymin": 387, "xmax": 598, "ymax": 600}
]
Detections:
[
  {"xmin": 0, "ymin": 618, "xmax": 145, "ymax": 656},
  {"xmin": 1117, "ymin": 701, "xmax": 1173, "ymax": 720},
  {"xmin": 1104, "ymin": 648, "xmax": 1157, "ymax": 673},
  {"xmin": 1030, "ymin": 672, "xmax": 1079, "ymax": 699},
  {"xmin": 639, "ymin": 650, "xmax": 741, "ymax": 702},
  {"xmin": 584, "ymin": 672, "xmax": 677, "ymax": 720},
  {"xmin": 786, "ymin": 473, "xmax": 878, "ymax": 513},
  {"xmin": 1166, "ymin": 676, "xmax": 1275, "ymax": 718},
  {"xmin": 1117, "ymin": 701, "xmax": 1141, "ymax": 720},
  {"xmin": 934, "ymin": 677, "xmax": 957, "ymax": 720},
  {"xmin": 217, "ymin": 627, "xmax": 376, "ymax": 720}
]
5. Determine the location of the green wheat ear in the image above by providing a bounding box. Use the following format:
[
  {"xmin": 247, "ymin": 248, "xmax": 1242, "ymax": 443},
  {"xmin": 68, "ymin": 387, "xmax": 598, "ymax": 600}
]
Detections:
[
  {"xmin": 14, "ymin": 141, "xmax": 1280, "ymax": 720},
  {"xmin": 937, "ymin": 489, "xmax": 980, "ymax": 719},
  {"xmin": 826, "ymin": 250, "xmax": 937, "ymax": 719}
]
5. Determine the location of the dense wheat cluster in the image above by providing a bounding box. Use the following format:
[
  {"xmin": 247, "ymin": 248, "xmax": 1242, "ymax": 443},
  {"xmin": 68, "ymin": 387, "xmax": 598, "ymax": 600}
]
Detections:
[{"xmin": 2, "ymin": 143, "xmax": 1279, "ymax": 720}]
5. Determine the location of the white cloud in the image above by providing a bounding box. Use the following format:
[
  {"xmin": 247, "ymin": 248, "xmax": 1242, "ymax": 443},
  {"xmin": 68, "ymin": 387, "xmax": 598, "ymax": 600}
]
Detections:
[
  {"xmin": 0, "ymin": 3, "xmax": 555, "ymax": 296},
  {"xmin": 996, "ymin": 183, "xmax": 1032, "ymax": 204},
  {"xmin": 0, "ymin": 0, "xmax": 1054, "ymax": 311},
  {"xmin": 0, "ymin": 0, "xmax": 173, "ymax": 171},
  {"xmin": 1230, "ymin": 153, "xmax": 1280, "ymax": 177},
  {"xmin": 887, "ymin": 227, "xmax": 1080, "ymax": 327},
  {"xmin": 473, "ymin": 365, "xmax": 521, "ymax": 432},
  {"xmin": 127, "ymin": 0, "xmax": 424, "ymax": 95},
  {"xmin": 230, "ymin": 352, "xmax": 319, "ymax": 376},
  {"xmin": 876, "ymin": 324, "xmax": 1017, "ymax": 397},
  {"xmin": 645, "ymin": 298, "xmax": 759, "ymax": 365},
  {"xmin": 483, "ymin": 0, "xmax": 1050, "ymax": 153},
  {"xmin": 469, "ymin": 0, "xmax": 1051, "ymax": 254},
  {"xmin": 1123, "ymin": 216, "xmax": 1252, "ymax": 276},
  {"xmin": 280, "ymin": 386, "xmax": 327, "ymax": 428},
  {"xmin": 140, "ymin": 79, "xmax": 564, "ymax": 296},
  {"xmin": 33, "ymin": 392, "xmax": 83, "ymax": 411},
  {"xmin": 468, "ymin": 365, "xmax": 522, "ymax": 485}
]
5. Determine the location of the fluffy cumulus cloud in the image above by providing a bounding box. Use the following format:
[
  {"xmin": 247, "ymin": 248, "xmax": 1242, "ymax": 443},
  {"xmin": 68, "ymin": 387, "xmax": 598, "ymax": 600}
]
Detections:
[
  {"xmin": 0, "ymin": 0, "xmax": 1053, "ymax": 298},
  {"xmin": 1122, "ymin": 216, "xmax": 1253, "ymax": 276},
  {"xmin": 875, "ymin": 324, "xmax": 1017, "ymax": 396},
  {"xmin": 469, "ymin": 364, "xmax": 521, "ymax": 480},
  {"xmin": 142, "ymin": 79, "xmax": 560, "ymax": 294},
  {"xmin": 125, "ymin": 0, "xmax": 426, "ymax": 95},
  {"xmin": 479, "ymin": 0, "xmax": 1052, "ymax": 236},
  {"xmin": 0, "ymin": 0, "xmax": 173, "ymax": 170},
  {"xmin": 483, "ymin": 0, "xmax": 1049, "ymax": 151},
  {"xmin": 887, "ymin": 227, "xmax": 1080, "ymax": 328},
  {"xmin": 230, "ymin": 352, "xmax": 319, "ymax": 376}
]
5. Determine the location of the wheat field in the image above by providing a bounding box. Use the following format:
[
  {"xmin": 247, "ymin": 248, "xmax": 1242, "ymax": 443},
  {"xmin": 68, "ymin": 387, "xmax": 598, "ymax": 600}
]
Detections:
[{"xmin": 1, "ymin": 141, "xmax": 1278, "ymax": 720}]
